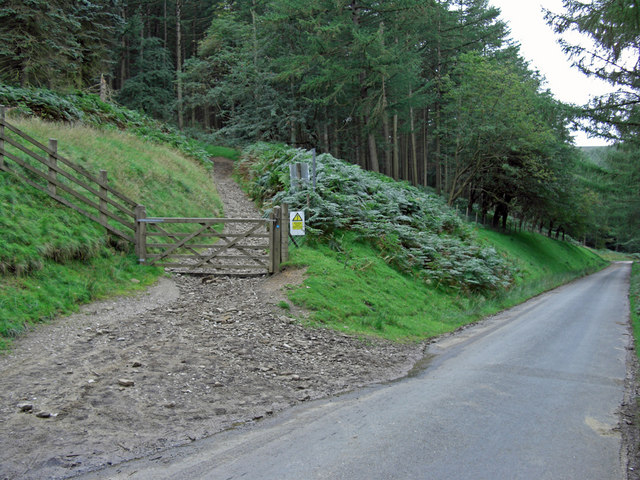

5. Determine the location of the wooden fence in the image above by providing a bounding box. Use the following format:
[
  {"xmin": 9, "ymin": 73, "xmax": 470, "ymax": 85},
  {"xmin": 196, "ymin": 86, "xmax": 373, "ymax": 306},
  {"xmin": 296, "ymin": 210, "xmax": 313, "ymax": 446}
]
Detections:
[
  {"xmin": 0, "ymin": 106, "xmax": 138, "ymax": 243},
  {"xmin": 0, "ymin": 106, "xmax": 288, "ymax": 275}
]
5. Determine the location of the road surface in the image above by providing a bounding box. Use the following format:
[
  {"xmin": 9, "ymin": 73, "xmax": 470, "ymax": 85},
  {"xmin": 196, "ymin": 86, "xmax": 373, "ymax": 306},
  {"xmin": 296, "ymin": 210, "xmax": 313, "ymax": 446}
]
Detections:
[{"xmin": 79, "ymin": 262, "xmax": 632, "ymax": 480}]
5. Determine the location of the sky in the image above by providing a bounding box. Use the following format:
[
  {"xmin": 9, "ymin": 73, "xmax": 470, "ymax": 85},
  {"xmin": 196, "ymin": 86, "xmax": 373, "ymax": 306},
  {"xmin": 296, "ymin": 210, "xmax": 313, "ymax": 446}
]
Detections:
[{"xmin": 487, "ymin": 0, "xmax": 615, "ymax": 146}]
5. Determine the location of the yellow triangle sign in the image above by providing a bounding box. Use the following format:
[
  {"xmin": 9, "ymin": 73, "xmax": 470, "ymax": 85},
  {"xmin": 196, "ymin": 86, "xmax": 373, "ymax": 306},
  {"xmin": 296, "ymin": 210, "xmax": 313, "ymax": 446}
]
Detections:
[{"xmin": 293, "ymin": 213, "xmax": 303, "ymax": 222}]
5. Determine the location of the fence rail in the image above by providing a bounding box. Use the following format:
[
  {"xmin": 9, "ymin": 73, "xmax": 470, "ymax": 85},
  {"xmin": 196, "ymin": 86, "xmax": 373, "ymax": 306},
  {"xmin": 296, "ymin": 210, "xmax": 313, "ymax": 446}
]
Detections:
[
  {"xmin": 0, "ymin": 106, "xmax": 288, "ymax": 275},
  {"xmin": 0, "ymin": 106, "xmax": 138, "ymax": 243}
]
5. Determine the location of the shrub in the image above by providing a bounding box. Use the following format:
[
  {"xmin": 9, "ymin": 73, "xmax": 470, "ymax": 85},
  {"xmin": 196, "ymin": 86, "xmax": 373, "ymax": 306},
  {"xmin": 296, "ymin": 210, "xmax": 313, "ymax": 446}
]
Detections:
[{"xmin": 238, "ymin": 143, "xmax": 513, "ymax": 292}]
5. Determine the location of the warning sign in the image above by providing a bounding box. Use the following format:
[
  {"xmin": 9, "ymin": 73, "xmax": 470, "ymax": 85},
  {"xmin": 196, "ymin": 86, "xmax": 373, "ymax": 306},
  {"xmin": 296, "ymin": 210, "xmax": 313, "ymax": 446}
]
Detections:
[{"xmin": 290, "ymin": 211, "xmax": 305, "ymax": 236}]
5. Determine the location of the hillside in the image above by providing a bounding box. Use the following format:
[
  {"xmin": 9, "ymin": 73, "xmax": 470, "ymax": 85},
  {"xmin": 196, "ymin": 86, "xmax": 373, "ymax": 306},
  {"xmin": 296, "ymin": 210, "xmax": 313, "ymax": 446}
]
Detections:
[
  {"xmin": 0, "ymin": 94, "xmax": 627, "ymax": 480},
  {"xmin": 235, "ymin": 143, "xmax": 608, "ymax": 340},
  {"xmin": 0, "ymin": 114, "xmax": 223, "ymax": 344}
]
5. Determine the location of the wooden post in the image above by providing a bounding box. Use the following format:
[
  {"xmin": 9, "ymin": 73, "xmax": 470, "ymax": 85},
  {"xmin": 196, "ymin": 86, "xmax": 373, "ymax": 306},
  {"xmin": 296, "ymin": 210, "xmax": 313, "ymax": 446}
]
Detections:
[
  {"xmin": 48, "ymin": 139, "xmax": 58, "ymax": 196},
  {"xmin": 135, "ymin": 205, "xmax": 147, "ymax": 263},
  {"xmin": 281, "ymin": 203, "xmax": 289, "ymax": 263},
  {"xmin": 270, "ymin": 206, "xmax": 282, "ymax": 274},
  {"xmin": 0, "ymin": 106, "xmax": 5, "ymax": 169},
  {"xmin": 268, "ymin": 211, "xmax": 275, "ymax": 274},
  {"xmin": 99, "ymin": 170, "xmax": 108, "ymax": 228}
]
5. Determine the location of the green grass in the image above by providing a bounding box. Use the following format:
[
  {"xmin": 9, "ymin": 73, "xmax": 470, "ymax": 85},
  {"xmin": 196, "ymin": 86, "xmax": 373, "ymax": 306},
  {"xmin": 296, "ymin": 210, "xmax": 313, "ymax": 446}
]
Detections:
[
  {"xmin": 202, "ymin": 144, "xmax": 240, "ymax": 161},
  {"xmin": 476, "ymin": 228, "xmax": 605, "ymax": 293},
  {"xmin": 630, "ymin": 262, "xmax": 640, "ymax": 360},
  {"xmin": 0, "ymin": 253, "xmax": 159, "ymax": 349},
  {"xmin": 589, "ymin": 248, "xmax": 635, "ymax": 262},
  {"xmin": 13, "ymin": 118, "xmax": 224, "ymax": 218},
  {"xmin": 281, "ymin": 230, "xmax": 608, "ymax": 341},
  {"xmin": 0, "ymin": 117, "xmax": 225, "ymax": 348}
]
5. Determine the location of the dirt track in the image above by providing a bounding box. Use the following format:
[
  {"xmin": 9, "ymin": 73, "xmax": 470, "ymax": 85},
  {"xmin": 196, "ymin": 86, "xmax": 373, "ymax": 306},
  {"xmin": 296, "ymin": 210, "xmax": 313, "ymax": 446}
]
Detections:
[{"xmin": 0, "ymin": 158, "xmax": 425, "ymax": 480}]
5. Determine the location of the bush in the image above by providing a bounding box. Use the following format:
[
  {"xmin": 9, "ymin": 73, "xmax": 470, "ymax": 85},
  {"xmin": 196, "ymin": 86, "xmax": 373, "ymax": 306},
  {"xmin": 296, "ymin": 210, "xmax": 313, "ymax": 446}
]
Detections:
[{"xmin": 238, "ymin": 143, "xmax": 513, "ymax": 292}]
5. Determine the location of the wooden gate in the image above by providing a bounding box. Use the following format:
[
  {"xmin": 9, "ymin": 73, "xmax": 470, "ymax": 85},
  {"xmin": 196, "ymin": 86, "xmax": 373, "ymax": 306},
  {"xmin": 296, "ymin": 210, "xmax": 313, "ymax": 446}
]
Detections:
[
  {"xmin": 0, "ymin": 106, "xmax": 289, "ymax": 276},
  {"xmin": 136, "ymin": 205, "xmax": 289, "ymax": 275}
]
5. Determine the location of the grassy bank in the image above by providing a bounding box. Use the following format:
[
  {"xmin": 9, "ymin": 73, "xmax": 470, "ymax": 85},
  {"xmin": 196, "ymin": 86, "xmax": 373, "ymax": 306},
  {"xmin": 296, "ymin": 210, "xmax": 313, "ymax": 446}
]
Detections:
[
  {"xmin": 238, "ymin": 144, "xmax": 608, "ymax": 341},
  {"xmin": 476, "ymin": 229, "xmax": 606, "ymax": 305},
  {"xmin": 0, "ymin": 117, "xmax": 223, "ymax": 347},
  {"xmin": 279, "ymin": 230, "xmax": 607, "ymax": 341}
]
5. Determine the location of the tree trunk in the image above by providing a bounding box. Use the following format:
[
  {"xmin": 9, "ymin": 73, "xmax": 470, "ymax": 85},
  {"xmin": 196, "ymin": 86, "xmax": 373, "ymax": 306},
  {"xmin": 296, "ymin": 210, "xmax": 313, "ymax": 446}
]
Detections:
[
  {"xmin": 409, "ymin": 92, "xmax": 418, "ymax": 185},
  {"xmin": 164, "ymin": 0, "xmax": 168, "ymax": 49},
  {"xmin": 367, "ymin": 130, "xmax": 380, "ymax": 172},
  {"xmin": 392, "ymin": 114, "xmax": 399, "ymax": 180},
  {"xmin": 323, "ymin": 111, "xmax": 330, "ymax": 153},
  {"xmin": 382, "ymin": 113, "xmax": 391, "ymax": 176},
  {"xmin": 334, "ymin": 129, "xmax": 340, "ymax": 158},
  {"xmin": 176, "ymin": 0, "xmax": 184, "ymax": 130},
  {"xmin": 120, "ymin": 6, "xmax": 127, "ymax": 88},
  {"xmin": 422, "ymin": 108, "xmax": 429, "ymax": 187},
  {"xmin": 204, "ymin": 105, "xmax": 210, "ymax": 130}
]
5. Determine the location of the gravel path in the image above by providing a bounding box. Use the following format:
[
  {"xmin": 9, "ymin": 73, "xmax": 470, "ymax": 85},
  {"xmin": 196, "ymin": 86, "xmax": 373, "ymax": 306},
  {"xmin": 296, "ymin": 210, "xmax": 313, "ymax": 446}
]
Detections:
[{"xmin": 0, "ymin": 158, "xmax": 425, "ymax": 480}]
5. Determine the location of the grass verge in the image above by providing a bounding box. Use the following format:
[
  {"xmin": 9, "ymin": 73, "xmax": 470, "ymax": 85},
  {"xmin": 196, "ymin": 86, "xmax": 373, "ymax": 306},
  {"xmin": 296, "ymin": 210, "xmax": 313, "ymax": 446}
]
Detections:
[
  {"xmin": 0, "ymin": 255, "xmax": 160, "ymax": 350},
  {"xmin": 281, "ymin": 230, "xmax": 608, "ymax": 342}
]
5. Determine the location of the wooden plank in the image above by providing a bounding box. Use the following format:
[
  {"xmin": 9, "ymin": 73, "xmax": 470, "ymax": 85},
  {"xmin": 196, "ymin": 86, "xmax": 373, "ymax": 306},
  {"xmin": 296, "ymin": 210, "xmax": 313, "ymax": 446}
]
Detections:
[
  {"xmin": 146, "ymin": 254, "xmax": 269, "ymax": 260},
  {"xmin": 193, "ymin": 222, "xmax": 265, "ymax": 268},
  {"xmin": 272, "ymin": 206, "xmax": 282, "ymax": 274},
  {"xmin": 268, "ymin": 211, "xmax": 274, "ymax": 274},
  {"xmin": 99, "ymin": 170, "xmax": 108, "ymax": 227},
  {"xmin": 153, "ymin": 262, "xmax": 269, "ymax": 270},
  {"xmin": 2, "ymin": 135, "xmax": 135, "ymax": 218},
  {"xmin": 2, "ymin": 121, "xmax": 138, "ymax": 207},
  {"xmin": 145, "ymin": 231, "xmax": 270, "ymax": 239},
  {"xmin": 148, "ymin": 228, "xmax": 270, "ymax": 268},
  {"xmin": 214, "ymin": 233, "xmax": 271, "ymax": 266},
  {"xmin": 0, "ymin": 149, "xmax": 135, "ymax": 230},
  {"xmin": 147, "ymin": 243, "xmax": 268, "ymax": 249},
  {"xmin": 48, "ymin": 139, "xmax": 57, "ymax": 196},
  {"xmin": 0, "ymin": 161, "xmax": 134, "ymax": 243},
  {"xmin": 135, "ymin": 205, "xmax": 147, "ymax": 262},
  {"xmin": 149, "ymin": 222, "xmax": 209, "ymax": 260},
  {"xmin": 154, "ymin": 222, "xmax": 217, "ymax": 262},
  {"xmin": 140, "ymin": 217, "xmax": 270, "ymax": 224},
  {"xmin": 281, "ymin": 203, "xmax": 290, "ymax": 263}
]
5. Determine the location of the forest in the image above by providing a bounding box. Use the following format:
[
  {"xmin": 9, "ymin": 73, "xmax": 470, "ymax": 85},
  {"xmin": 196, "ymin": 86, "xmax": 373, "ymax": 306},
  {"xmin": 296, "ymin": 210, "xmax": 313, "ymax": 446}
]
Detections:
[{"xmin": 0, "ymin": 0, "xmax": 638, "ymax": 252}]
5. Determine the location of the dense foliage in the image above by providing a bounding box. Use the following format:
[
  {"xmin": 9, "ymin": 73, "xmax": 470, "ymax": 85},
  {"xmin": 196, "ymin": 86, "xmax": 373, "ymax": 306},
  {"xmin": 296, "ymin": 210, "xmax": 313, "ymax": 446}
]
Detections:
[
  {"xmin": 0, "ymin": 1, "xmax": 637, "ymax": 252},
  {"xmin": 546, "ymin": 0, "xmax": 640, "ymax": 252},
  {"xmin": 239, "ymin": 143, "xmax": 512, "ymax": 292},
  {"xmin": 0, "ymin": 0, "xmax": 590, "ymax": 244}
]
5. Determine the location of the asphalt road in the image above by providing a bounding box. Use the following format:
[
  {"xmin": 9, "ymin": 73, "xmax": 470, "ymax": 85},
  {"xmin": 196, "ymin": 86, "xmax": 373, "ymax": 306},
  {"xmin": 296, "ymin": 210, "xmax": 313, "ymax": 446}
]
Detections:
[{"xmin": 81, "ymin": 262, "xmax": 632, "ymax": 480}]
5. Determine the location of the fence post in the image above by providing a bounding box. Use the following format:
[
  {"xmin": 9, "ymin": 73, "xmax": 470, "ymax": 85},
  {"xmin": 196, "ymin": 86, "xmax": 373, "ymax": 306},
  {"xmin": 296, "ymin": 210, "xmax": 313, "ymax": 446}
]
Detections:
[
  {"xmin": 0, "ymin": 106, "xmax": 5, "ymax": 169},
  {"xmin": 99, "ymin": 170, "xmax": 108, "ymax": 229},
  {"xmin": 281, "ymin": 203, "xmax": 289, "ymax": 263},
  {"xmin": 48, "ymin": 139, "xmax": 58, "ymax": 196},
  {"xmin": 135, "ymin": 205, "xmax": 147, "ymax": 264},
  {"xmin": 270, "ymin": 206, "xmax": 282, "ymax": 274},
  {"xmin": 268, "ymin": 211, "xmax": 275, "ymax": 274}
]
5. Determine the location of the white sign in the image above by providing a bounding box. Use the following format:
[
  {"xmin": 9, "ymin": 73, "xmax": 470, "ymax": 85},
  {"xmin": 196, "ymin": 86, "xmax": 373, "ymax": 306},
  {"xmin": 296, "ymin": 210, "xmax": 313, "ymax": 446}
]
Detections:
[{"xmin": 289, "ymin": 211, "xmax": 305, "ymax": 236}]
